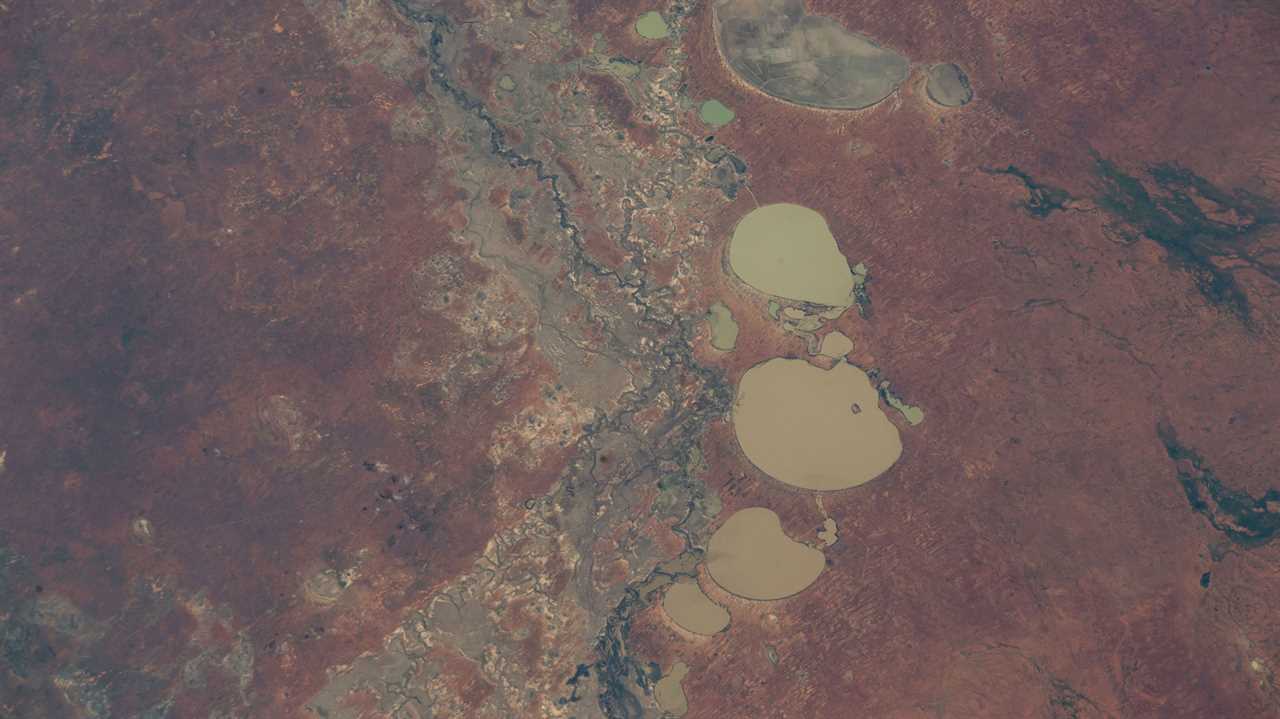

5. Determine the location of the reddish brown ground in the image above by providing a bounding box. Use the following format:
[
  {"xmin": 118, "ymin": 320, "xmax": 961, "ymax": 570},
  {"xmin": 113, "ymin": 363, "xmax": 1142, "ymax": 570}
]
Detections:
[
  {"xmin": 633, "ymin": 1, "xmax": 1280, "ymax": 718},
  {"xmin": 2, "ymin": 0, "xmax": 1279, "ymax": 718},
  {"xmin": 0, "ymin": 0, "xmax": 567, "ymax": 716}
]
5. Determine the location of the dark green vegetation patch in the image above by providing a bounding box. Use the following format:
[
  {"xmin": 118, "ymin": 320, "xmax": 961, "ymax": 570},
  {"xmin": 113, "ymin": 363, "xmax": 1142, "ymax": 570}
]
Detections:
[
  {"xmin": 1158, "ymin": 422, "xmax": 1280, "ymax": 548},
  {"xmin": 1095, "ymin": 158, "xmax": 1279, "ymax": 326},
  {"xmin": 982, "ymin": 165, "xmax": 1072, "ymax": 218}
]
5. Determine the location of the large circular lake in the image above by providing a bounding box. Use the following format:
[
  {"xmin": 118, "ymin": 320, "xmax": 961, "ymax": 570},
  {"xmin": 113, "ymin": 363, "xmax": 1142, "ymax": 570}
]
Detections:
[{"xmin": 734, "ymin": 358, "xmax": 902, "ymax": 491}]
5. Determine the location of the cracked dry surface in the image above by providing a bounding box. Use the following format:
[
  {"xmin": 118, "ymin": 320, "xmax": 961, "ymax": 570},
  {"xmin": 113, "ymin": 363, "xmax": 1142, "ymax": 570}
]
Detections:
[{"xmin": 2, "ymin": 1, "xmax": 1280, "ymax": 719}]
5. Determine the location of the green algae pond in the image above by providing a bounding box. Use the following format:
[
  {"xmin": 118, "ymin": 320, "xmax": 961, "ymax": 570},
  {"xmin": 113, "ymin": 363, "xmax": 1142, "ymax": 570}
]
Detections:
[
  {"xmin": 655, "ymin": 662, "xmax": 691, "ymax": 716},
  {"xmin": 706, "ymin": 301, "xmax": 739, "ymax": 351},
  {"xmin": 699, "ymin": 99, "xmax": 735, "ymax": 126},
  {"xmin": 635, "ymin": 11, "xmax": 670, "ymax": 40}
]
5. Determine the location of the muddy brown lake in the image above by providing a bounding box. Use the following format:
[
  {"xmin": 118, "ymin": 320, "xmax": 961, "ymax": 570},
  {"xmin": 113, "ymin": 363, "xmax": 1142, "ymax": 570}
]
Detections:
[
  {"xmin": 817, "ymin": 330, "xmax": 854, "ymax": 358},
  {"xmin": 714, "ymin": 0, "xmax": 909, "ymax": 109},
  {"xmin": 734, "ymin": 357, "xmax": 902, "ymax": 491},
  {"xmin": 655, "ymin": 661, "xmax": 691, "ymax": 716},
  {"xmin": 706, "ymin": 506, "xmax": 826, "ymax": 600},
  {"xmin": 728, "ymin": 203, "xmax": 856, "ymax": 308},
  {"xmin": 663, "ymin": 579, "xmax": 731, "ymax": 635}
]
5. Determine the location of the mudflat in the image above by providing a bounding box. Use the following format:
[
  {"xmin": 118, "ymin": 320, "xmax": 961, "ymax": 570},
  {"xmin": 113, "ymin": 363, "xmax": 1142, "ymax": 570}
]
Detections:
[{"xmin": 714, "ymin": 0, "xmax": 909, "ymax": 109}]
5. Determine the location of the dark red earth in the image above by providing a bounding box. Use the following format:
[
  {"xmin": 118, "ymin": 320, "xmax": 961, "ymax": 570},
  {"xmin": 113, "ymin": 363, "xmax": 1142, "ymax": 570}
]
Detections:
[
  {"xmin": 628, "ymin": 2, "xmax": 1280, "ymax": 717},
  {"xmin": 1, "ymin": 1, "xmax": 572, "ymax": 715},
  {"xmin": 3, "ymin": 0, "xmax": 1280, "ymax": 717}
]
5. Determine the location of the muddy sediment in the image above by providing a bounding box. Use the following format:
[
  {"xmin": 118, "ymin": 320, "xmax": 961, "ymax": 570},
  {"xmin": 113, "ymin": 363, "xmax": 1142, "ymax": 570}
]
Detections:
[
  {"xmin": 728, "ymin": 203, "xmax": 856, "ymax": 307},
  {"xmin": 818, "ymin": 331, "xmax": 854, "ymax": 358},
  {"xmin": 706, "ymin": 507, "xmax": 826, "ymax": 600},
  {"xmin": 663, "ymin": 579, "xmax": 731, "ymax": 635},
  {"xmin": 734, "ymin": 358, "xmax": 903, "ymax": 491},
  {"xmin": 714, "ymin": 0, "xmax": 909, "ymax": 109}
]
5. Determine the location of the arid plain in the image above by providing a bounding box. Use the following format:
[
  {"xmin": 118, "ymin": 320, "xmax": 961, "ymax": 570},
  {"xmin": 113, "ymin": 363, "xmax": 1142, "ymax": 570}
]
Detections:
[{"xmin": 2, "ymin": 0, "xmax": 1279, "ymax": 717}]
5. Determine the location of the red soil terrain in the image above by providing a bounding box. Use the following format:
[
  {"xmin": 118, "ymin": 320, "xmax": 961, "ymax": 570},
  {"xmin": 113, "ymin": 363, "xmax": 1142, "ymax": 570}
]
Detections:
[
  {"xmin": 0, "ymin": 0, "xmax": 571, "ymax": 715},
  {"xmin": 631, "ymin": 2, "xmax": 1280, "ymax": 718},
  {"xmin": 1, "ymin": 0, "xmax": 1279, "ymax": 717}
]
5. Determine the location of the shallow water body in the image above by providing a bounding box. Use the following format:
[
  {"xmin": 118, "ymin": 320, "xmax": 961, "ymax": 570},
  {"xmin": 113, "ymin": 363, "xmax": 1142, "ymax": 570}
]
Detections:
[
  {"xmin": 663, "ymin": 579, "xmax": 731, "ymax": 635},
  {"xmin": 728, "ymin": 203, "xmax": 855, "ymax": 307},
  {"xmin": 706, "ymin": 301, "xmax": 739, "ymax": 351},
  {"xmin": 655, "ymin": 662, "xmax": 691, "ymax": 716},
  {"xmin": 635, "ymin": 11, "xmax": 670, "ymax": 40},
  {"xmin": 699, "ymin": 99, "xmax": 736, "ymax": 126},
  {"xmin": 715, "ymin": 0, "xmax": 909, "ymax": 109},
  {"xmin": 706, "ymin": 506, "xmax": 826, "ymax": 600},
  {"xmin": 734, "ymin": 358, "xmax": 902, "ymax": 491},
  {"xmin": 925, "ymin": 63, "xmax": 973, "ymax": 107},
  {"xmin": 818, "ymin": 330, "xmax": 854, "ymax": 358}
]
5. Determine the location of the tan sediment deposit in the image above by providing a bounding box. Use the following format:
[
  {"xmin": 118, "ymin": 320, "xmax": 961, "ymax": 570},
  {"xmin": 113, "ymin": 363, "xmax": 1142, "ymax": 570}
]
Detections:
[
  {"xmin": 734, "ymin": 358, "xmax": 902, "ymax": 490},
  {"xmin": 655, "ymin": 661, "xmax": 691, "ymax": 716},
  {"xmin": 706, "ymin": 507, "xmax": 826, "ymax": 600},
  {"xmin": 663, "ymin": 579, "xmax": 731, "ymax": 635},
  {"xmin": 728, "ymin": 203, "xmax": 855, "ymax": 307},
  {"xmin": 817, "ymin": 330, "xmax": 854, "ymax": 358}
]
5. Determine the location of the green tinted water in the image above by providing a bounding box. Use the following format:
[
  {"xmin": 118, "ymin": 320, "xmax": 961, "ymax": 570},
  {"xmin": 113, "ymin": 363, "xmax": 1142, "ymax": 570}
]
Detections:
[
  {"xmin": 699, "ymin": 99, "xmax": 735, "ymax": 126},
  {"xmin": 635, "ymin": 11, "xmax": 670, "ymax": 40},
  {"xmin": 706, "ymin": 507, "xmax": 825, "ymax": 600},
  {"xmin": 655, "ymin": 662, "xmax": 691, "ymax": 716}
]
